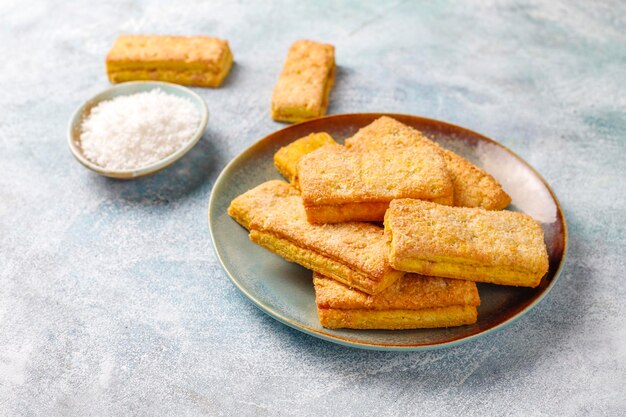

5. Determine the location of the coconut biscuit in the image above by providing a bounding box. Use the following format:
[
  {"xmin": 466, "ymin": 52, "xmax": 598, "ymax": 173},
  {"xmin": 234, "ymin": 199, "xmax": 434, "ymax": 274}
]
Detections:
[
  {"xmin": 345, "ymin": 116, "xmax": 511, "ymax": 210},
  {"xmin": 297, "ymin": 143, "xmax": 453, "ymax": 223},
  {"xmin": 228, "ymin": 181, "xmax": 404, "ymax": 294},
  {"xmin": 273, "ymin": 132, "xmax": 336, "ymax": 187},
  {"xmin": 314, "ymin": 272, "xmax": 479, "ymax": 329},
  {"xmin": 384, "ymin": 199, "xmax": 549, "ymax": 287},
  {"xmin": 106, "ymin": 35, "xmax": 233, "ymax": 87},
  {"xmin": 271, "ymin": 40, "xmax": 335, "ymax": 123}
]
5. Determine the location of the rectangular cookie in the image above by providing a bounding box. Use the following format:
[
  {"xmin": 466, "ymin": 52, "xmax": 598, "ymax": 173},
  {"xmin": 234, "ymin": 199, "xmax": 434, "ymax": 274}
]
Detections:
[
  {"xmin": 227, "ymin": 180, "xmax": 299, "ymax": 229},
  {"xmin": 228, "ymin": 181, "xmax": 404, "ymax": 294},
  {"xmin": 106, "ymin": 35, "xmax": 233, "ymax": 87},
  {"xmin": 297, "ymin": 143, "xmax": 453, "ymax": 223},
  {"xmin": 271, "ymin": 40, "xmax": 335, "ymax": 123},
  {"xmin": 440, "ymin": 149, "xmax": 511, "ymax": 210},
  {"xmin": 314, "ymin": 272, "xmax": 479, "ymax": 329},
  {"xmin": 384, "ymin": 199, "xmax": 549, "ymax": 287},
  {"xmin": 274, "ymin": 132, "xmax": 336, "ymax": 186},
  {"xmin": 345, "ymin": 116, "xmax": 511, "ymax": 210}
]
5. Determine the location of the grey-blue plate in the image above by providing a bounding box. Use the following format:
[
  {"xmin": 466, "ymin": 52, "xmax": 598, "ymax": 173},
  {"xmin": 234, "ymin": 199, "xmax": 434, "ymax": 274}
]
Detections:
[{"xmin": 208, "ymin": 114, "xmax": 567, "ymax": 351}]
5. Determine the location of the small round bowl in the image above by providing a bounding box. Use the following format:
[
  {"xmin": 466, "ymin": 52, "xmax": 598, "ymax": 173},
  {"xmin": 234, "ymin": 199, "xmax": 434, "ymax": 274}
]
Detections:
[{"xmin": 68, "ymin": 81, "xmax": 209, "ymax": 179}]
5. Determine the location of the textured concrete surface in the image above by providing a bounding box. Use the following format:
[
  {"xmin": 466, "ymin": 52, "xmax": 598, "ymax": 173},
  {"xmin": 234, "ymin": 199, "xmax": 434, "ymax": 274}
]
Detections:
[{"xmin": 1, "ymin": 1, "xmax": 625, "ymax": 416}]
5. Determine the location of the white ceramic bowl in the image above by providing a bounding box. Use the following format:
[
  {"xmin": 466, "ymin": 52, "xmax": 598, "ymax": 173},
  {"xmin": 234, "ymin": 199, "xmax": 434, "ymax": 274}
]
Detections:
[{"xmin": 68, "ymin": 81, "xmax": 209, "ymax": 179}]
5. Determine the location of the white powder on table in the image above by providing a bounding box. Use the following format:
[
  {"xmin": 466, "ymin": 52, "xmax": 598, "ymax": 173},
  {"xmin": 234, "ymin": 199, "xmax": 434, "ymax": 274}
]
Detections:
[{"xmin": 79, "ymin": 88, "xmax": 200, "ymax": 170}]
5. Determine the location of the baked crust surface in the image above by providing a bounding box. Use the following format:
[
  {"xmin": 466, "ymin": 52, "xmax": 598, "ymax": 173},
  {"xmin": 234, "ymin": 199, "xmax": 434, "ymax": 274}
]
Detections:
[
  {"xmin": 303, "ymin": 201, "xmax": 391, "ymax": 224},
  {"xmin": 271, "ymin": 40, "xmax": 335, "ymax": 123},
  {"xmin": 297, "ymin": 143, "xmax": 453, "ymax": 222},
  {"xmin": 441, "ymin": 149, "xmax": 511, "ymax": 210},
  {"xmin": 273, "ymin": 132, "xmax": 336, "ymax": 186},
  {"xmin": 106, "ymin": 35, "xmax": 233, "ymax": 87},
  {"xmin": 250, "ymin": 230, "xmax": 403, "ymax": 295},
  {"xmin": 385, "ymin": 199, "xmax": 549, "ymax": 287},
  {"xmin": 314, "ymin": 272, "xmax": 479, "ymax": 310},
  {"xmin": 227, "ymin": 180, "xmax": 299, "ymax": 230},
  {"xmin": 317, "ymin": 305, "xmax": 478, "ymax": 329},
  {"xmin": 345, "ymin": 116, "xmax": 432, "ymax": 149},
  {"xmin": 315, "ymin": 270, "xmax": 479, "ymax": 330},
  {"xmin": 346, "ymin": 116, "xmax": 511, "ymax": 210},
  {"xmin": 303, "ymin": 195, "xmax": 454, "ymax": 224},
  {"xmin": 228, "ymin": 181, "xmax": 404, "ymax": 294}
]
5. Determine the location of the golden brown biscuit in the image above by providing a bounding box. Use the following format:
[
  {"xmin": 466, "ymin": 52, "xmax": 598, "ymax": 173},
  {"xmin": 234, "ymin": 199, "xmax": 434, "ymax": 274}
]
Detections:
[
  {"xmin": 345, "ymin": 116, "xmax": 511, "ymax": 210},
  {"xmin": 227, "ymin": 180, "xmax": 299, "ymax": 229},
  {"xmin": 440, "ymin": 149, "xmax": 511, "ymax": 210},
  {"xmin": 271, "ymin": 40, "xmax": 335, "ymax": 123},
  {"xmin": 106, "ymin": 35, "xmax": 233, "ymax": 87},
  {"xmin": 273, "ymin": 132, "xmax": 336, "ymax": 186},
  {"xmin": 345, "ymin": 116, "xmax": 431, "ymax": 149},
  {"xmin": 314, "ymin": 273, "xmax": 479, "ymax": 329},
  {"xmin": 297, "ymin": 143, "xmax": 453, "ymax": 223},
  {"xmin": 315, "ymin": 272, "xmax": 480, "ymax": 310},
  {"xmin": 317, "ymin": 306, "xmax": 477, "ymax": 330},
  {"xmin": 384, "ymin": 199, "xmax": 549, "ymax": 287},
  {"xmin": 228, "ymin": 181, "xmax": 404, "ymax": 294}
]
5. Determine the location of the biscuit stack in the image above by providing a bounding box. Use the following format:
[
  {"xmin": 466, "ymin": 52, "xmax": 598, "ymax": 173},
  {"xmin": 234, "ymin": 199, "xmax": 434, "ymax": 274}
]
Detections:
[{"xmin": 228, "ymin": 117, "xmax": 549, "ymax": 330}]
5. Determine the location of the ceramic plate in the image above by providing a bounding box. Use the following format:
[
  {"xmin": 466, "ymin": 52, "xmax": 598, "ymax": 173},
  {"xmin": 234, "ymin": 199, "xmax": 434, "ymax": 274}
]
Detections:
[{"xmin": 208, "ymin": 114, "xmax": 567, "ymax": 351}]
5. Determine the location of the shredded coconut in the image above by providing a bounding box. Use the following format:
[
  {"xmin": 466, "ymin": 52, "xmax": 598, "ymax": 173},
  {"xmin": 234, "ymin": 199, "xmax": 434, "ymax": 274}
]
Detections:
[{"xmin": 79, "ymin": 88, "xmax": 200, "ymax": 170}]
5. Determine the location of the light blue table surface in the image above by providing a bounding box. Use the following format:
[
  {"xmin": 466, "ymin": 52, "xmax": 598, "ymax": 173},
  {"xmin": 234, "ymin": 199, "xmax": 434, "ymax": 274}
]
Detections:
[{"xmin": 1, "ymin": 1, "xmax": 624, "ymax": 415}]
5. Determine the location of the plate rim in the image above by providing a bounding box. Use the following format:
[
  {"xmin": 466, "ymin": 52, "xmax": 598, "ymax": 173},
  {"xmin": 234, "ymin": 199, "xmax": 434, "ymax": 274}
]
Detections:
[{"xmin": 208, "ymin": 113, "xmax": 568, "ymax": 351}]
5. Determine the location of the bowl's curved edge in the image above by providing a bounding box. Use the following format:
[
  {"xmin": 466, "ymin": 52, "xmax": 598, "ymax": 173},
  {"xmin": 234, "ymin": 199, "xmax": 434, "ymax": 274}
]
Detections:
[
  {"xmin": 207, "ymin": 113, "xmax": 568, "ymax": 351},
  {"xmin": 67, "ymin": 81, "xmax": 209, "ymax": 179}
]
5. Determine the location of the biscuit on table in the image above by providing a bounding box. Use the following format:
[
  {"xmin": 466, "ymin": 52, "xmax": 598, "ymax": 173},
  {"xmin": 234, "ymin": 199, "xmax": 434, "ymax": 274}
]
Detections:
[
  {"xmin": 345, "ymin": 116, "xmax": 511, "ymax": 210},
  {"xmin": 106, "ymin": 35, "xmax": 233, "ymax": 87},
  {"xmin": 314, "ymin": 272, "xmax": 479, "ymax": 329},
  {"xmin": 271, "ymin": 40, "xmax": 335, "ymax": 123},
  {"xmin": 273, "ymin": 132, "xmax": 336, "ymax": 186},
  {"xmin": 297, "ymin": 143, "xmax": 453, "ymax": 223},
  {"xmin": 228, "ymin": 181, "xmax": 404, "ymax": 294},
  {"xmin": 384, "ymin": 199, "xmax": 549, "ymax": 287}
]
